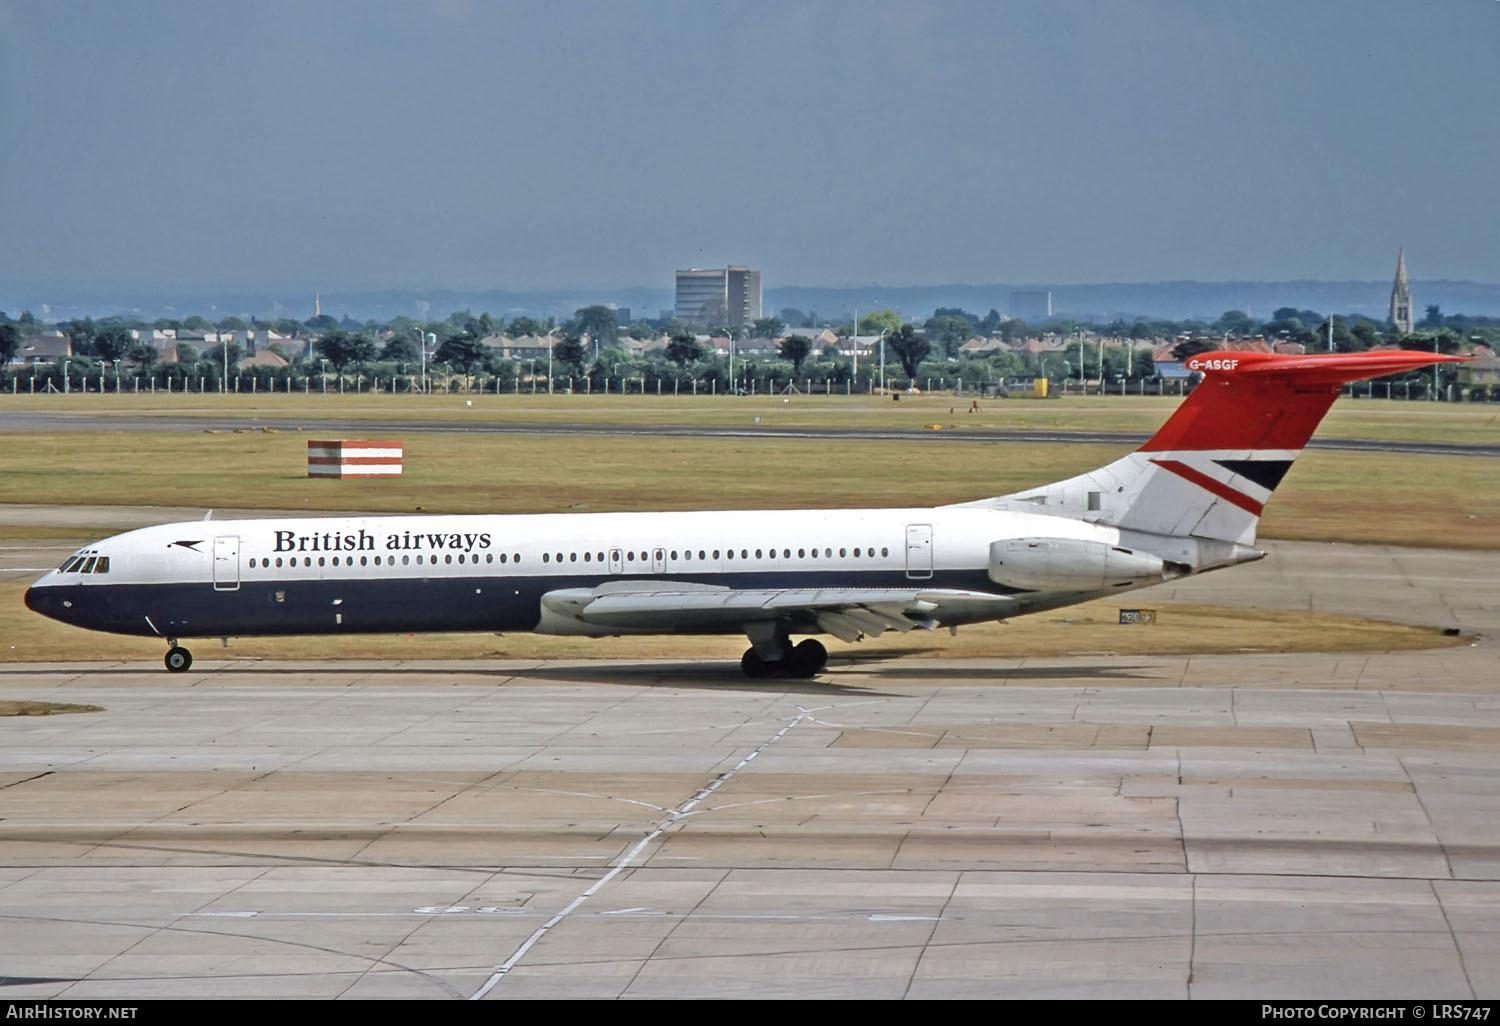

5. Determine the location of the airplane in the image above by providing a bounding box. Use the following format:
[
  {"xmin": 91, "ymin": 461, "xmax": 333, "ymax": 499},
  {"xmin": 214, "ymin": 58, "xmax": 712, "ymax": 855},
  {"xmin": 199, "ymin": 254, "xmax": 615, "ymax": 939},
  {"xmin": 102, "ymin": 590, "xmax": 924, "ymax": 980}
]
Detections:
[{"xmin": 24, "ymin": 348, "xmax": 1463, "ymax": 677}]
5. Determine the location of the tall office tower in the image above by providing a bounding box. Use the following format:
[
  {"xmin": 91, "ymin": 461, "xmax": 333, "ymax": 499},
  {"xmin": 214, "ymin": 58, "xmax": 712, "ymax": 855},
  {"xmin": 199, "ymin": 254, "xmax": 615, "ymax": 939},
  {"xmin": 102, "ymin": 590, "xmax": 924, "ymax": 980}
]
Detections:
[{"xmin": 676, "ymin": 266, "xmax": 762, "ymax": 328}]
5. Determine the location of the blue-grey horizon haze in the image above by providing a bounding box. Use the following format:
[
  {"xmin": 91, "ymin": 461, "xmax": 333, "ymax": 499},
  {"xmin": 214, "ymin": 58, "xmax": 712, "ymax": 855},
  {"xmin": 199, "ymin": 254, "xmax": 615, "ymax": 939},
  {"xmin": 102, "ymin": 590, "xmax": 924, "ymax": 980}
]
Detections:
[{"xmin": 1, "ymin": 0, "xmax": 1496, "ymax": 296}]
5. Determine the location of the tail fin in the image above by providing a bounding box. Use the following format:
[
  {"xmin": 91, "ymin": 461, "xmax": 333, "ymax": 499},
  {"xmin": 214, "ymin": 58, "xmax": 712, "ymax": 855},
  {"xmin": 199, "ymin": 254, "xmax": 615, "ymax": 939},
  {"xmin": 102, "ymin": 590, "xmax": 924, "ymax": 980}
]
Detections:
[{"xmin": 961, "ymin": 349, "xmax": 1466, "ymax": 547}]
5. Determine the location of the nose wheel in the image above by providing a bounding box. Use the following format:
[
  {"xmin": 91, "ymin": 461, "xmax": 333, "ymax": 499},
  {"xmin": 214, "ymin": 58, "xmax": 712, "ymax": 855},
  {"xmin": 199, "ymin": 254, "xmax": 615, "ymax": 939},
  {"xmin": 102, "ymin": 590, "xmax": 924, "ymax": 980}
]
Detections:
[{"xmin": 164, "ymin": 643, "xmax": 193, "ymax": 673}]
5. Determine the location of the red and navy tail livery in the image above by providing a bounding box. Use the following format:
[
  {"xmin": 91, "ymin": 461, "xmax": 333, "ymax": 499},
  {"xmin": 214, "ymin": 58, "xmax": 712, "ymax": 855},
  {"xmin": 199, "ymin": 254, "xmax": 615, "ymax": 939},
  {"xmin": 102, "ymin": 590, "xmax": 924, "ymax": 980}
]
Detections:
[
  {"xmin": 26, "ymin": 349, "xmax": 1465, "ymax": 677},
  {"xmin": 962, "ymin": 349, "xmax": 1466, "ymax": 548}
]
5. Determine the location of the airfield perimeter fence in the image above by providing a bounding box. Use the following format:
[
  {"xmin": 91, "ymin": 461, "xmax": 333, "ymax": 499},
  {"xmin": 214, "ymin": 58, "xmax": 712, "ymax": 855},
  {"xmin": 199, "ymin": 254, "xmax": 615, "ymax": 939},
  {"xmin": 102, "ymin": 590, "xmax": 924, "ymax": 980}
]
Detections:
[{"xmin": 0, "ymin": 366, "xmax": 1488, "ymax": 403}]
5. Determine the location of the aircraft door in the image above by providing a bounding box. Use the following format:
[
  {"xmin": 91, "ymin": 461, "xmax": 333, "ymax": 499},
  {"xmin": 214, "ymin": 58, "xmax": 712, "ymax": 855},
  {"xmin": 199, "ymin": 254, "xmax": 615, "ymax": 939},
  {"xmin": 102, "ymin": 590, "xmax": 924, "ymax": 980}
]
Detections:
[
  {"xmin": 651, "ymin": 547, "xmax": 666, "ymax": 573},
  {"xmin": 213, "ymin": 536, "xmax": 241, "ymax": 591},
  {"xmin": 905, "ymin": 524, "xmax": 933, "ymax": 580},
  {"xmin": 608, "ymin": 548, "xmax": 623, "ymax": 574}
]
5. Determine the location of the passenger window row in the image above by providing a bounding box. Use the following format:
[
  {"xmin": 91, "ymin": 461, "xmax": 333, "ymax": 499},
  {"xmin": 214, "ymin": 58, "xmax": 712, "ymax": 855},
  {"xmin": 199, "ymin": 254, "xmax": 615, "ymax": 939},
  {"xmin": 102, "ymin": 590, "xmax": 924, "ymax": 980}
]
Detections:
[
  {"xmin": 243, "ymin": 546, "xmax": 895, "ymax": 572},
  {"xmin": 533, "ymin": 545, "xmax": 893, "ymax": 564},
  {"xmin": 247, "ymin": 552, "xmax": 521, "ymax": 569}
]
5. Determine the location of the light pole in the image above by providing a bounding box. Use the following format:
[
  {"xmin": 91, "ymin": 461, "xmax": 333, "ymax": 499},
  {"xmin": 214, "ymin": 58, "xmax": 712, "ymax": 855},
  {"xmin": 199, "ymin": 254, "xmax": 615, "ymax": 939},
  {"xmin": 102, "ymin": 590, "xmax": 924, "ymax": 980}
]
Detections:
[
  {"xmin": 852, "ymin": 306, "xmax": 864, "ymax": 387},
  {"xmin": 320, "ymin": 359, "xmax": 327, "ymax": 394},
  {"xmin": 1433, "ymin": 337, "xmax": 1440, "ymax": 402},
  {"xmin": 726, "ymin": 325, "xmax": 736, "ymax": 394},
  {"xmin": 112, "ymin": 359, "xmax": 120, "ymax": 393}
]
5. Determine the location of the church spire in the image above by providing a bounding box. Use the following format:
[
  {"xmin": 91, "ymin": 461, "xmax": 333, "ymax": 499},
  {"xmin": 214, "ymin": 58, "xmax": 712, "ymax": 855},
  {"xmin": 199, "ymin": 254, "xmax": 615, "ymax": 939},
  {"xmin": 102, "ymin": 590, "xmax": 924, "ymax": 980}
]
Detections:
[{"xmin": 1388, "ymin": 249, "xmax": 1413, "ymax": 335}]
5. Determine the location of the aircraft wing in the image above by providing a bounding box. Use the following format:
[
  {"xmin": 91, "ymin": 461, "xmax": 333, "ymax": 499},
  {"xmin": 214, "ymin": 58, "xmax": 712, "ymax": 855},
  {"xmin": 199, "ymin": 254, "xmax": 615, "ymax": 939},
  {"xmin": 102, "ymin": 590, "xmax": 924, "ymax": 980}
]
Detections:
[{"xmin": 538, "ymin": 581, "xmax": 1017, "ymax": 640}]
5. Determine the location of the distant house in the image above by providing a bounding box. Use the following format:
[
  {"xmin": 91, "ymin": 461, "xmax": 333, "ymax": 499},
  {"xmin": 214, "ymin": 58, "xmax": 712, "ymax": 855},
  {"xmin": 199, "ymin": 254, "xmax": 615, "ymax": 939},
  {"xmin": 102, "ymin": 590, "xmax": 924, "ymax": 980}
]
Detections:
[
  {"xmin": 1154, "ymin": 361, "xmax": 1193, "ymax": 380},
  {"xmin": 958, "ymin": 337, "xmax": 1003, "ymax": 358},
  {"xmin": 1458, "ymin": 345, "xmax": 1500, "ymax": 392},
  {"xmin": 487, "ymin": 334, "xmax": 556, "ymax": 361},
  {"xmin": 237, "ymin": 350, "xmax": 289, "ymax": 371},
  {"xmin": 15, "ymin": 332, "xmax": 71, "ymax": 365},
  {"xmin": 780, "ymin": 327, "xmax": 838, "ymax": 348}
]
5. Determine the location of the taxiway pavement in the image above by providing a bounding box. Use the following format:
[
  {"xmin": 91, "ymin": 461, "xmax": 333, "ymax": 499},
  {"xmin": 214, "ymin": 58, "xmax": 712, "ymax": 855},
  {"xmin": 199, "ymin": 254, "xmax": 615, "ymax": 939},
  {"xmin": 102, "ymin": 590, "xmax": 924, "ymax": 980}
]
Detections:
[{"xmin": 0, "ymin": 540, "xmax": 1496, "ymax": 999}]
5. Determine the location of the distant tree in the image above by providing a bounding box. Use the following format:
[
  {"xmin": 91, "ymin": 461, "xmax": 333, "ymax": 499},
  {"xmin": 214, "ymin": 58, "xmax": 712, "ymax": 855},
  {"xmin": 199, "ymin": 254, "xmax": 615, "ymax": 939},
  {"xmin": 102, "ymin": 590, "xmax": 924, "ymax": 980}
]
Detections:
[
  {"xmin": 127, "ymin": 341, "xmax": 157, "ymax": 370},
  {"xmin": 1315, "ymin": 316, "xmax": 1356, "ymax": 353},
  {"xmin": 507, "ymin": 316, "xmax": 546, "ymax": 337},
  {"xmin": 553, "ymin": 335, "xmax": 587, "ymax": 373},
  {"xmin": 779, "ymin": 334, "xmax": 812, "ymax": 374},
  {"xmin": 217, "ymin": 316, "xmax": 248, "ymax": 331},
  {"xmin": 885, "ymin": 324, "xmax": 930, "ymax": 379},
  {"xmin": 623, "ymin": 322, "xmax": 653, "ymax": 340},
  {"xmin": 666, "ymin": 332, "xmax": 705, "ymax": 366},
  {"xmin": 380, "ymin": 335, "xmax": 419, "ymax": 363},
  {"xmin": 979, "ymin": 308, "xmax": 1004, "ymax": 336},
  {"xmin": 573, "ymin": 305, "xmax": 619, "ymax": 352},
  {"xmin": 61, "ymin": 317, "xmax": 97, "ymax": 354},
  {"xmin": 305, "ymin": 314, "xmax": 339, "ymax": 333},
  {"xmin": 778, "ymin": 308, "xmax": 810, "ymax": 328},
  {"xmin": 924, "ymin": 314, "xmax": 975, "ymax": 357},
  {"xmin": 0, "ymin": 323, "xmax": 19, "ymax": 364},
  {"xmin": 928, "ymin": 306, "xmax": 966, "ymax": 320},
  {"xmin": 858, "ymin": 309, "xmax": 901, "ymax": 336},
  {"xmin": 1350, "ymin": 322, "xmax": 1382, "ymax": 350},
  {"xmin": 93, "ymin": 326, "xmax": 135, "ymax": 363},
  {"xmin": 175, "ymin": 343, "xmax": 199, "ymax": 366},
  {"xmin": 182, "ymin": 315, "xmax": 212, "ymax": 331},
  {"xmin": 1423, "ymin": 304, "xmax": 1443, "ymax": 329},
  {"xmin": 1129, "ymin": 320, "xmax": 1153, "ymax": 340},
  {"xmin": 432, "ymin": 333, "xmax": 487, "ymax": 376},
  {"xmin": 204, "ymin": 341, "xmax": 243, "ymax": 371},
  {"xmin": 1212, "ymin": 310, "xmax": 1256, "ymax": 336},
  {"xmin": 314, "ymin": 330, "xmax": 377, "ymax": 372},
  {"xmin": 753, "ymin": 316, "xmax": 785, "ymax": 339}
]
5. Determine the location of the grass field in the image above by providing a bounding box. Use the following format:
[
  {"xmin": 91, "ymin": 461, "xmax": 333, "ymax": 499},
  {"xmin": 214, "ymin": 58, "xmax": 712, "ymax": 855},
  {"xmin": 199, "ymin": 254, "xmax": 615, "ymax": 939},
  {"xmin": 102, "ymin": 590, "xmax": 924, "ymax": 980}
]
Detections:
[
  {"xmin": 2, "ymin": 390, "xmax": 1493, "ymax": 667},
  {"xmin": 3, "ymin": 423, "xmax": 1497, "ymax": 548},
  {"xmin": 5, "ymin": 389, "xmax": 1500, "ymax": 444}
]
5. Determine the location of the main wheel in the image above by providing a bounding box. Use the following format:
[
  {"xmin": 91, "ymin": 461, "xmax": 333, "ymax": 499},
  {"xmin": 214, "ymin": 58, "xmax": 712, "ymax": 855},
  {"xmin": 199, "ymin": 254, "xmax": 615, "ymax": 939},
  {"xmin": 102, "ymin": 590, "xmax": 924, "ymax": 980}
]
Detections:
[
  {"xmin": 164, "ymin": 646, "xmax": 193, "ymax": 673},
  {"xmin": 740, "ymin": 648, "xmax": 775, "ymax": 678},
  {"xmin": 786, "ymin": 639, "xmax": 828, "ymax": 678}
]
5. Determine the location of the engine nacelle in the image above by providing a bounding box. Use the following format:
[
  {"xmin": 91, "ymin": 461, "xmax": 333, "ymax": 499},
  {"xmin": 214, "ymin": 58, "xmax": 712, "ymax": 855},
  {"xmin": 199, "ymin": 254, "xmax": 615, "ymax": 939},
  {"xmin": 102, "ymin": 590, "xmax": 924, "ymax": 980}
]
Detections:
[{"xmin": 988, "ymin": 537, "xmax": 1165, "ymax": 592}]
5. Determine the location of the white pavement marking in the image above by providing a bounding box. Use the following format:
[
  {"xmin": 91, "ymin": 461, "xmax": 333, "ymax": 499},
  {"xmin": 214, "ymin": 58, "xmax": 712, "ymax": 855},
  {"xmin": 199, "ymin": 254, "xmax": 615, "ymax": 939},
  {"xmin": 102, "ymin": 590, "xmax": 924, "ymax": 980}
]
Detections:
[{"xmin": 468, "ymin": 705, "xmax": 815, "ymax": 1000}]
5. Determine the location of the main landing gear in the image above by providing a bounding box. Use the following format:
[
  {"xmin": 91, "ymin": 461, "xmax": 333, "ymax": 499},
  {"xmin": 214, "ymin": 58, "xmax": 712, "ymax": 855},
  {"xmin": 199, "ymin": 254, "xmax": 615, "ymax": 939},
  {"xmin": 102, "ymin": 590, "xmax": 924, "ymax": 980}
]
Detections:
[
  {"xmin": 740, "ymin": 625, "xmax": 828, "ymax": 679},
  {"xmin": 164, "ymin": 640, "xmax": 193, "ymax": 673}
]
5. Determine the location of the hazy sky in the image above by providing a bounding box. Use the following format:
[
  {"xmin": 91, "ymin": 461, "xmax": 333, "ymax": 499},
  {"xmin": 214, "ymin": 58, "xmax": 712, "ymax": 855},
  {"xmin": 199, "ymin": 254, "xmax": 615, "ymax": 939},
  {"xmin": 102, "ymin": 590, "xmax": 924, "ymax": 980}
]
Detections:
[{"xmin": 1, "ymin": 0, "xmax": 1496, "ymax": 292}]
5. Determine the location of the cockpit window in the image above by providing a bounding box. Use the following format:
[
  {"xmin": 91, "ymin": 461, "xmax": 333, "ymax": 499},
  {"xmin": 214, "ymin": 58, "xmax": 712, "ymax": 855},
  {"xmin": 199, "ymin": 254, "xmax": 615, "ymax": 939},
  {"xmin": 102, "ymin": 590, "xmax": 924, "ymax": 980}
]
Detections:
[{"xmin": 57, "ymin": 552, "xmax": 109, "ymax": 574}]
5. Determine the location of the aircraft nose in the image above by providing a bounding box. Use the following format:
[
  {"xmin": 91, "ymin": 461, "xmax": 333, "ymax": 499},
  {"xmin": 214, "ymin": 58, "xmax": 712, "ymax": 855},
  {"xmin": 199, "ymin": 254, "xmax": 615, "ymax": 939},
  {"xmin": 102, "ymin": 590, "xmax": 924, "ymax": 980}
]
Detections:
[{"xmin": 23, "ymin": 580, "xmax": 60, "ymax": 620}]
